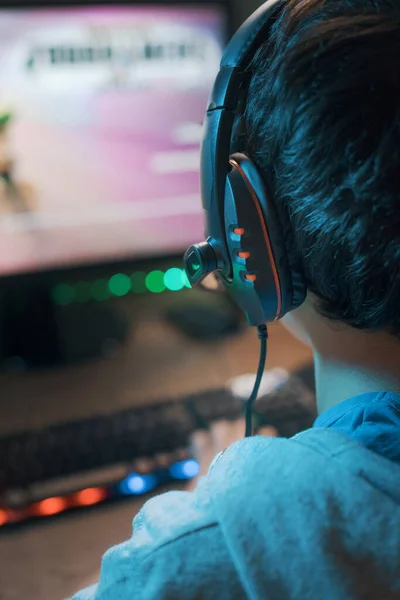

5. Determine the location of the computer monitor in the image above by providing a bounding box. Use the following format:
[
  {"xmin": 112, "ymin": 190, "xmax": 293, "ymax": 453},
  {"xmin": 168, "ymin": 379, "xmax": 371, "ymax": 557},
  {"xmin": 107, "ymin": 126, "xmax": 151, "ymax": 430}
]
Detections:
[{"xmin": 0, "ymin": 1, "xmax": 229, "ymax": 277}]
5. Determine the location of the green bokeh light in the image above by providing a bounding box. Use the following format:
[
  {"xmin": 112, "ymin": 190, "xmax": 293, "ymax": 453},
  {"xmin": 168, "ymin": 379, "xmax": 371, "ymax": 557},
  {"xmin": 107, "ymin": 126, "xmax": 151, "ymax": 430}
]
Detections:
[
  {"xmin": 91, "ymin": 279, "xmax": 110, "ymax": 302},
  {"xmin": 52, "ymin": 283, "xmax": 74, "ymax": 306},
  {"xmin": 131, "ymin": 271, "xmax": 147, "ymax": 294},
  {"xmin": 53, "ymin": 267, "xmax": 188, "ymax": 306},
  {"xmin": 181, "ymin": 271, "xmax": 192, "ymax": 289},
  {"xmin": 146, "ymin": 270, "xmax": 166, "ymax": 293},
  {"xmin": 164, "ymin": 268, "xmax": 185, "ymax": 292},
  {"xmin": 74, "ymin": 281, "xmax": 91, "ymax": 303},
  {"xmin": 108, "ymin": 274, "xmax": 132, "ymax": 297}
]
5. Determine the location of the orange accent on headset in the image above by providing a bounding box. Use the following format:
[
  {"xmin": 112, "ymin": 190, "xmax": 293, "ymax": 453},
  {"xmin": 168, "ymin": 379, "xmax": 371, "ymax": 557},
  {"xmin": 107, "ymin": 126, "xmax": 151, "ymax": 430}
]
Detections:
[
  {"xmin": 233, "ymin": 228, "xmax": 245, "ymax": 235},
  {"xmin": 229, "ymin": 159, "xmax": 282, "ymax": 321},
  {"xmin": 245, "ymin": 274, "xmax": 257, "ymax": 282},
  {"xmin": 238, "ymin": 252, "xmax": 251, "ymax": 259}
]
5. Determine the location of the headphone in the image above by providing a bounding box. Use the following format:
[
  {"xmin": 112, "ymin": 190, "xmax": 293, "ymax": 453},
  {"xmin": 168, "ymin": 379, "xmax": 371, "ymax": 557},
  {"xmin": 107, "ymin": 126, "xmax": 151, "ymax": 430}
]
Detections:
[{"xmin": 184, "ymin": 0, "xmax": 308, "ymax": 436}]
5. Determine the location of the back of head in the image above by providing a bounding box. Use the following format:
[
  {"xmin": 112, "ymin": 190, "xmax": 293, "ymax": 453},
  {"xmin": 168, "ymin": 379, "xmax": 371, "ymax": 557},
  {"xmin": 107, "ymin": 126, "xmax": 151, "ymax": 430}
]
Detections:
[{"xmin": 245, "ymin": 0, "xmax": 400, "ymax": 339}]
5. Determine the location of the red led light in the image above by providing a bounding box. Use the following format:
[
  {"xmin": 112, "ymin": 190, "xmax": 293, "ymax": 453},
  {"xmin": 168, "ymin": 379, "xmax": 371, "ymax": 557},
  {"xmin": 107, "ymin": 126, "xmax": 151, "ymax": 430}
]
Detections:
[
  {"xmin": 0, "ymin": 509, "xmax": 8, "ymax": 526},
  {"xmin": 74, "ymin": 488, "xmax": 107, "ymax": 507},
  {"xmin": 36, "ymin": 497, "xmax": 67, "ymax": 517}
]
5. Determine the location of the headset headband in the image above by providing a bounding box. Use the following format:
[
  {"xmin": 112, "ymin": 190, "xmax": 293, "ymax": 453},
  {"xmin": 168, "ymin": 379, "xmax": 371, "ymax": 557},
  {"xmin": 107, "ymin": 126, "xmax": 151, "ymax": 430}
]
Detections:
[
  {"xmin": 184, "ymin": 0, "xmax": 307, "ymax": 326},
  {"xmin": 200, "ymin": 0, "xmax": 284, "ymax": 268}
]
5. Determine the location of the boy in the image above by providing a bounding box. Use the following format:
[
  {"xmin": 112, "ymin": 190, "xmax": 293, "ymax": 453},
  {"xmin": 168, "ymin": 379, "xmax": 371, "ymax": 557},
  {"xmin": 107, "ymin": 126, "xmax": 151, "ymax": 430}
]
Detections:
[{"xmin": 72, "ymin": 0, "xmax": 400, "ymax": 597}]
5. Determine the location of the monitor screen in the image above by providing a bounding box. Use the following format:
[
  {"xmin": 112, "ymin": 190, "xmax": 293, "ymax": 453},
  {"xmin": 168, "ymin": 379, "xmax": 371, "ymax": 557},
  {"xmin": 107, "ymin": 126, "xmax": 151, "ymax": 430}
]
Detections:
[{"xmin": 0, "ymin": 3, "xmax": 227, "ymax": 276}]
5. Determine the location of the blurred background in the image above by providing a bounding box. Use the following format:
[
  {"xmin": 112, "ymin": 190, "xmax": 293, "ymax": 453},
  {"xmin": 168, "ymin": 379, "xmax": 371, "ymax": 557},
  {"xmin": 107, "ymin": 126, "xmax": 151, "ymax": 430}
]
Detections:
[{"xmin": 0, "ymin": 1, "xmax": 315, "ymax": 598}]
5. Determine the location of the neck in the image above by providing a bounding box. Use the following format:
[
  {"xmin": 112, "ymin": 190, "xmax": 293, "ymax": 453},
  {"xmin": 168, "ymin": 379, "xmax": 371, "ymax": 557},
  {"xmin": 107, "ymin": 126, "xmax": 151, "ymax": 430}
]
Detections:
[{"xmin": 313, "ymin": 331, "xmax": 400, "ymax": 414}]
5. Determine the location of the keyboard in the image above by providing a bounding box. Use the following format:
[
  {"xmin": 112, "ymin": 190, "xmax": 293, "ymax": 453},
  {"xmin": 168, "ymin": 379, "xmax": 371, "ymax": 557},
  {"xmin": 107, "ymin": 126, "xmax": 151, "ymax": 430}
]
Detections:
[{"xmin": 0, "ymin": 369, "xmax": 316, "ymax": 526}]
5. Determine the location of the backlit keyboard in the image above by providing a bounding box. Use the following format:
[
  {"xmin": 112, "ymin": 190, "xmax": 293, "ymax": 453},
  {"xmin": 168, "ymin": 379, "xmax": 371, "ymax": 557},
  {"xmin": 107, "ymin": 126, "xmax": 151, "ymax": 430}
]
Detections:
[{"xmin": 0, "ymin": 368, "xmax": 316, "ymax": 527}]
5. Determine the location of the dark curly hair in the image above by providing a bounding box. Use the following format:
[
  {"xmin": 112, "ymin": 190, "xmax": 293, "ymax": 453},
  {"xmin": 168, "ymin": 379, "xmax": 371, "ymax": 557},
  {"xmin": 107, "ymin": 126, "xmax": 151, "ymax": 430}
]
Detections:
[{"xmin": 245, "ymin": 0, "xmax": 400, "ymax": 338}]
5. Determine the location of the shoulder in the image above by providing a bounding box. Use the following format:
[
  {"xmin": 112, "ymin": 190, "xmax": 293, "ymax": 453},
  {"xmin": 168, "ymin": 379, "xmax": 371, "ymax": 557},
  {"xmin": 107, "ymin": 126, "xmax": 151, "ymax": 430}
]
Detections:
[
  {"xmin": 72, "ymin": 430, "xmax": 351, "ymax": 600},
  {"xmin": 131, "ymin": 430, "xmax": 347, "ymax": 553},
  {"xmin": 206, "ymin": 428, "xmax": 357, "ymax": 509},
  {"xmin": 208, "ymin": 426, "xmax": 357, "ymax": 477}
]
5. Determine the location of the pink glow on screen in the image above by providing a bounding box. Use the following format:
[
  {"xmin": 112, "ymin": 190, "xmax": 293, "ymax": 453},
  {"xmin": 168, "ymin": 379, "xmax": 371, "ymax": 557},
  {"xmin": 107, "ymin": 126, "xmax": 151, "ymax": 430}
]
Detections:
[{"xmin": 0, "ymin": 4, "xmax": 226, "ymax": 274}]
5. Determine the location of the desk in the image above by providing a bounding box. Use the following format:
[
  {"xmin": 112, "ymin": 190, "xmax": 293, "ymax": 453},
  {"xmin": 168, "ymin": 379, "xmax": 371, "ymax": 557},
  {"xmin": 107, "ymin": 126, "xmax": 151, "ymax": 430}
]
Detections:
[{"xmin": 0, "ymin": 294, "xmax": 312, "ymax": 599}]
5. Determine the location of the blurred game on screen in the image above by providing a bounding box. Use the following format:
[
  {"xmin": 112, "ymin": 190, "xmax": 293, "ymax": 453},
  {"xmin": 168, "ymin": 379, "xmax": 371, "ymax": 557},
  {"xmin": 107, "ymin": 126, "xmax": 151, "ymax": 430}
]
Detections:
[{"xmin": 0, "ymin": 5, "xmax": 226, "ymax": 274}]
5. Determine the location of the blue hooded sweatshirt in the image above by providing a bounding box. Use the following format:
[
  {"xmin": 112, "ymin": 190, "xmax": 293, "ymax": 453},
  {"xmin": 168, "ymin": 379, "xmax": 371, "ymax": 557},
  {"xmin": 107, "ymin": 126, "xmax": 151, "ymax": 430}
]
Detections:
[{"xmin": 71, "ymin": 390, "xmax": 400, "ymax": 599}]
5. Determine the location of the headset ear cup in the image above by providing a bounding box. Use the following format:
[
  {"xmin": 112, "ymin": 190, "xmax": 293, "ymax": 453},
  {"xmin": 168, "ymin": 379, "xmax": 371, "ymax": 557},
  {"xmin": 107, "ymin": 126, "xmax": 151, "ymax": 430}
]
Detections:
[{"xmin": 226, "ymin": 154, "xmax": 307, "ymax": 321}]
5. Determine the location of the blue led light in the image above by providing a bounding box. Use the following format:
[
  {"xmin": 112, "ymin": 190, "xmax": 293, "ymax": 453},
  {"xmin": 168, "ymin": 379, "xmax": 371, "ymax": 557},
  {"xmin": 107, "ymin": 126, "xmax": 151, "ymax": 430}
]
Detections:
[
  {"xmin": 169, "ymin": 459, "xmax": 200, "ymax": 480},
  {"xmin": 119, "ymin": 473, "xmax": 157, "ymax": 496}
]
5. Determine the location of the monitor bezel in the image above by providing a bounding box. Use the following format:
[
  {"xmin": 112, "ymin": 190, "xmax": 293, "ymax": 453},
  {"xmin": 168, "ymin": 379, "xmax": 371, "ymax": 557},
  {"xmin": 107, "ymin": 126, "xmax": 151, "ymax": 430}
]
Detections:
[{"xmin": 0, "ymin": 0, "xmax": 233, "ymax": 285}]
